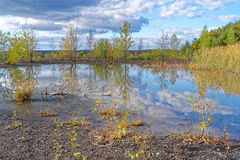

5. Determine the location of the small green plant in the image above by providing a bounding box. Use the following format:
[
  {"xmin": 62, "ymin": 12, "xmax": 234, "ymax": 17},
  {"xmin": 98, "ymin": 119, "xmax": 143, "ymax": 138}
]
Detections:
[
  {"xmin": 73, "ymin": 152, "xmax": 88, "ymax": 160},
  {"xmin": 73, "ymin": 152, "xmax": 81, "ymax": 159},
  {"xmin": 68, "ymin": 125, "xmax": 79, "ymax": 149},
  {"xmin": 53, "ymin": 118, "xmax": 63, "ymax": 160},
  {"xmin": 116, "ymin": 109, "xmax": 129, "ymax": 139},
  {"xmin": 127, "ymin": 149, "xmax": 144, "ymax": 159},
  {"xmin": 5, "ymin": 110, "xmax": 22, "ymax": 130},
  {"xmin": 189, "ymin": 95, "xmax": 213, "ymax": 137},
  {"xmin": 66, "ymin": 111, "xmax": 88, "ymax": 159}
]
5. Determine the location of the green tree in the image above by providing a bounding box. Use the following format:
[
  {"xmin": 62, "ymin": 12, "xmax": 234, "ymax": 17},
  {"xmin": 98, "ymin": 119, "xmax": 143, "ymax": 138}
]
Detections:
[
  {"xmin": 192, "ymin": 21, "xmax": 240, "ymax": 50},
  {"xmin": 8, "ymin": 28, "xmax": 37, "ymax": 64},
  {"xmin": 119, "ymin": 22, "xmax": 134, "ymax": 61},
  {"xmin": 93, "ymin": 38, "xmax": 110, "ymax": 59},
  {"xmin": 181, "ymin": 40, "xmax": 193, "ymax": 58},
  {"xmin": 110, "ymin": 36, "xmax": 123, "ymax": 61},
  {"xmin": 198, "ymin": 26, "xmax": 212, "ymax": 49},
  {"xmin": 226, "ymin": 27, "xmax": 238, "ymax": 45}
]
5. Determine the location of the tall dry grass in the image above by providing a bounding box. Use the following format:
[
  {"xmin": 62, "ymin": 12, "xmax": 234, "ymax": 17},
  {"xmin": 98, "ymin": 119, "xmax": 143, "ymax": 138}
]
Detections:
[
  {"xmin": 15, "ymin": 80, "xmax": 36, "ymax": 102},
  {"xmin": 192, "ymin": 43, "xmax": 240, "ymax": 73}
]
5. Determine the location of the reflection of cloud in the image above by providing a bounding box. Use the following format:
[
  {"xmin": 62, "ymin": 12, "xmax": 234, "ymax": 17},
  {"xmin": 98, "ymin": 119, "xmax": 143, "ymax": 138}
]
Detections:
[
  {"xmin": 0, "ymin": 77, "xmax": 4, "ymax": 84},
  {"xmin": 156, "ymin": 90, "xmax": 238, "ymax": 116},
  {"xmin": 157, "ymin": 90, "xmax": 193, "ymax": 114},
  {"xmin": 39, "ymin": 69, "xmax": 55, "ymax": 78}
]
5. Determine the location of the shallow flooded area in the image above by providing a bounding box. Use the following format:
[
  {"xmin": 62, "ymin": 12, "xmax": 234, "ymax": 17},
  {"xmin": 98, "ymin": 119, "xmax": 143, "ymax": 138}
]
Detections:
[{"xmin": 0, "ymin": 63, "xmax": 240, "ymax": 139}]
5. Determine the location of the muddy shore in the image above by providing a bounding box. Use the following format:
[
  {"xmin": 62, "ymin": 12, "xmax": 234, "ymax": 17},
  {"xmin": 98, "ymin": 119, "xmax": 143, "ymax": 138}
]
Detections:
[{"xmin": 1, "ymin": 111, "xmax": 240, "ymax": 160}]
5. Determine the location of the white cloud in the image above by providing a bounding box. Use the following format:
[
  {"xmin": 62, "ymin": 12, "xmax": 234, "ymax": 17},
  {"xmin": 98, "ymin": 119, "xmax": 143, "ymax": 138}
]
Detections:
[
  {"xmin": 197, "ymin": 0, "xmax": 237, "ymax": 10},
  {"xmin": 164, "ymin": 27, "xmax": 202, "ymax": 40},
  {"xmin": 160, "ymin": 0, "xmax": 202, "ymax": 18},
  {"xmin": 219, "ymin": 14, "xmax": 240, "ymax": 22},
  {"xmin": 69, "ymin": 0, "xmax": 155, "ymax": 32},
  {"xmin": 0, "ymin": 15, "xmax": 63, "ymax": 32},
  {"xmin": 0, "ymin": 0, "xmax": 157, "ymax": 34},
  {"xmin": 159, "ymin": 0, "xmax": 238, "ymax": 18},
  {"xmin": 0, "ymin": 0, "xmax": 155, "ymax": 49}
]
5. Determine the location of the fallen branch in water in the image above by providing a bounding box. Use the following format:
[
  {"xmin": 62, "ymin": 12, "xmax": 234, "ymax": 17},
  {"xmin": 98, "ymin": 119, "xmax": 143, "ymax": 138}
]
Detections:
[{"xmin": 49, "ymin": 92, "xmax": 68, "ymax": 96}]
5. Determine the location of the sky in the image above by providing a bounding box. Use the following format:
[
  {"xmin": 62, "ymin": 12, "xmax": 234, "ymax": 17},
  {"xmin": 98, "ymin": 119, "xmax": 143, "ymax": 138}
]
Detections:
[{"xmin": 0, "ymin": 0, "xmax": 240, "ymax": 50}]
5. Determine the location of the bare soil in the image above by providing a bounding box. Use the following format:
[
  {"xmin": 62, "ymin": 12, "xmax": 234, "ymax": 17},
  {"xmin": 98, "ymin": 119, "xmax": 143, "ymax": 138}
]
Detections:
[{"xmin": 0, "ymin": 112, "xmax": 240, "ymax": 160}]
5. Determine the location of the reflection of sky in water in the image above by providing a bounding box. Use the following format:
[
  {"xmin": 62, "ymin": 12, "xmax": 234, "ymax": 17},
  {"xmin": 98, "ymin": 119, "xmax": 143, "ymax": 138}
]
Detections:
[
  {"xmin": 0, "ymin": 64, "xmax": 240, "ymax": 139},
  {"xmin": 127, "ymin": 66, "xmax": 240, "ymax": 139}
]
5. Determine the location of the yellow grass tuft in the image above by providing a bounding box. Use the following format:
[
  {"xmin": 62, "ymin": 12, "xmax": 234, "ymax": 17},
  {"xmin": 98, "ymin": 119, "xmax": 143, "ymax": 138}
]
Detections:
[{"xmin": 15, "ymin": 81, "xmax": 35, "ymax": 102}]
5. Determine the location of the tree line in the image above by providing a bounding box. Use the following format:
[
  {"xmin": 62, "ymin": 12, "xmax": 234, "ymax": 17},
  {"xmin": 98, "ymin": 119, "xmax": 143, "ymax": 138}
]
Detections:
[
  {"xmin": 1, "ymin": 21, "xmax": 216, "ymax": 64},
  {"xmin": 181, "ymin": 20, "xmax": 240, "ymax": 58},
  {"xmin": 0, "ymin": 21, "xmax": 183, "ymax": 64}
]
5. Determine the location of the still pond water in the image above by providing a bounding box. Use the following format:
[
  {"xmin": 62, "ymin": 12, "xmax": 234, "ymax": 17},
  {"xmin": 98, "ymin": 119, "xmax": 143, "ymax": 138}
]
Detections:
[{"xmin": 0, "ymin": 64, "xmax": 240, "ymax": 139}]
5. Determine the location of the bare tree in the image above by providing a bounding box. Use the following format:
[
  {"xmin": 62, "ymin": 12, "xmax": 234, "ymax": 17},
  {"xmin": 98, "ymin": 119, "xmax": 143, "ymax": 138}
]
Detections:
[
  {"xmin": 0, "ymin": 31, "xmax": 10, "ymax": 53},
  {"xmin": 62, "ymin": 24, "xmax": 79, "ymax": 61},
  {"xmin": 86, "ymin": 31, "xmax": 94, "ymax": 56},
  {"xmin": 155, "ymin": 30, "xmax": 169, "ymax": 50},
  {"xmin": 0, "ymin": 31, "xmax": 10, "ymax": 62},
  {"xmin": 49, "ymin": 38, "xmax": 56, "ymax": 51},
  {"xmin": 138, "ymin": 38, "xmax": 144, "ymax": 54},
  {"xmin": 170, "ymin": 34, "xmax": 180, "ymax": 50}
]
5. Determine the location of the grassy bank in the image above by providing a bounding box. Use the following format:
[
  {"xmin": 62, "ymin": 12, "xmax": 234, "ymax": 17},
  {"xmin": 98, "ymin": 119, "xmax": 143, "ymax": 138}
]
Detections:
[{"xmin": 191, "ymin": 43, "xmax": 240, "ymax": 73}]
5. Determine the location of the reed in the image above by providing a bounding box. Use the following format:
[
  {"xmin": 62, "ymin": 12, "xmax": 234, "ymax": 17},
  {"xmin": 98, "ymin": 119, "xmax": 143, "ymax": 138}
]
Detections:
[{"xmin": 192, "ymin": 43, "xmax": 240, "ymax": 73}]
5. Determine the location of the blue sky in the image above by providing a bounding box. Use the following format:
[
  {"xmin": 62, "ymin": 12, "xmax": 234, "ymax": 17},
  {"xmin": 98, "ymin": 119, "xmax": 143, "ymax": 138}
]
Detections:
[{"xmin": 0, "ymin": 0, "xmax": 240, "ymax": 50}]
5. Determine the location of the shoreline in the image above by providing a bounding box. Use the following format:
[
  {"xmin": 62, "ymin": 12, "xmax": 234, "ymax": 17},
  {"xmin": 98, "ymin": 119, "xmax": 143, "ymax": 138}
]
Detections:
[{"xmin": 0, "ymin": 59, "xmax": 190, "ymax": 68}]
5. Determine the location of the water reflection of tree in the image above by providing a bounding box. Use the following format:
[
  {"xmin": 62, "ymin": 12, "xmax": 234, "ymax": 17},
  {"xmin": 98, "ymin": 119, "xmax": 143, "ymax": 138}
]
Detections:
[
  {"xmin": 1, "ymin": 66, "xmax": 39, "ymax": 101},
  {"xmin": 61, "ymin": 64, "xmax": 79, "ymax": 95},
  {"xmin": 8, "ymin": 67, "xmax": 36, "ymax": 84},
  {"xmin": 50, "ymin": 64, "xmax": 58, "ymax": 80},
  {"xmin": 190, "ymin": 69, "xmax": 217, "ymax": 136},
  {"xmin": 92, "ymin": 64, "xmax": 132, "ymax": 101},
  {"xmin": 142, "ymin": 64, "xmax": 179, "ymax": 90},
  {"xmin": 191, "ymin": 69, "xmax": 240, "ymax": 96},
  {"xmin": 189, "ymin": 68, "xmax": 240, "ymax": 135}
]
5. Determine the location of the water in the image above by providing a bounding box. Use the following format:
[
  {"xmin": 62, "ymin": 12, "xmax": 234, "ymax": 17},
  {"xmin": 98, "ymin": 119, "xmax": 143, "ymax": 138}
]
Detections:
[{"xmin": 0, "ymin": 63, "xmax": 240, "ymax": 139}]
